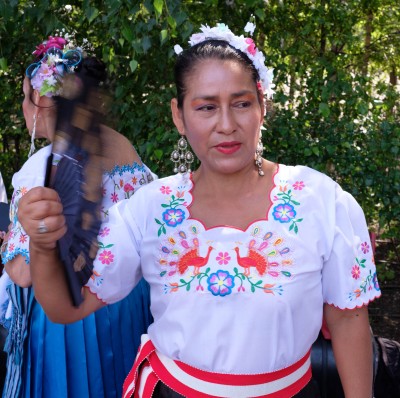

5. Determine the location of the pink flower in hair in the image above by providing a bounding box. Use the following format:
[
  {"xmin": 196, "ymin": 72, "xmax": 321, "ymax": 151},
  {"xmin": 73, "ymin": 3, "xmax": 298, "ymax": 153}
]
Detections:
[
  {"xmin": 33, "ymin": 36, "xmax": 67, "ymax": 57},
  {"xmin": 245, "ymin": 38, "xmax": 256, "ymax": 56}
]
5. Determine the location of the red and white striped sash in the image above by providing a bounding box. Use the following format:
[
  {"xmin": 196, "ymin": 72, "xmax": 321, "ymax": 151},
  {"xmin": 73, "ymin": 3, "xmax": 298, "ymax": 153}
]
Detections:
[{"xmin": 123, "ymin": 335, "xmax": 312, "ymax": 398}]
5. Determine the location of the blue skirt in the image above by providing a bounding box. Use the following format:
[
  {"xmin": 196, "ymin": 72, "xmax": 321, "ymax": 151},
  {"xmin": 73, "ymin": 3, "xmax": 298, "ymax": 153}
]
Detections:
[{"xmin": 2, "ymin": 279, "xmax": 152, "ymax": 398}]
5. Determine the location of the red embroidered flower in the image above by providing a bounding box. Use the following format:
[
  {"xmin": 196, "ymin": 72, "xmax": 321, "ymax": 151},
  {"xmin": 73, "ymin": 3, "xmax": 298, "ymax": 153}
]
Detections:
[
  {"xmin": 98, "ymin": 250, "xmax": 114, "ymax": 265},
  {"xmin": 19, "ymin": 234, "xmax": 28, "ymax": 243},
  {"xmin": 111, "ymin": 192, "xmax": 119, "ymax": 203},
  {"xmin": 293, "ymin": 181, "xmax": 305, "ymax": 190},
  {"xmin": 160, "ymin": 186, "xmax": 172, "ymax": 195},
  {"xmin": 131, "ymin": 177, "xmax": 137, "ymax": 185},
  {"xmin": 124, "ymin": 183, "xmax": 134, "ymax": 193},
  {"xmin": 351, "ymin": 265, "xmax": 361, "ymax": 279}
]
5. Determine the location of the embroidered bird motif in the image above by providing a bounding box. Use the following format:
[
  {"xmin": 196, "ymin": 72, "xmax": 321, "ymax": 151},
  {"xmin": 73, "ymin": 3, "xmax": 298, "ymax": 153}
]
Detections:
[
  {"xmin": 178, "ymin": 246, "xmax": 214, "ymax": 275},
  {"xmin": 234, "ymin": 247, "xmax": 268, "ymax": 276}
]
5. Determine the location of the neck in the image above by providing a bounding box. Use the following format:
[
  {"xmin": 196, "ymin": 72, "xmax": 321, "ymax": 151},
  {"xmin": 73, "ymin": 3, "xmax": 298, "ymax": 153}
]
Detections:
[{"xmin": 192, "ymin": 159, "xmax": 271, "ymax": 198}]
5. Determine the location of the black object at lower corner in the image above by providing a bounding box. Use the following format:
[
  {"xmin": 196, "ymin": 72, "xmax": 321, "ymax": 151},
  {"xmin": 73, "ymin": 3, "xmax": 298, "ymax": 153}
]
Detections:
[
  {"xmin": 311, "ymin": 333, "xmax": 345, "ymax": 398},
  {"xmin": 311, "ymin": 333, "xmax": 400, "ymax": 398},
  {"xmin": 373, "ymin": 336, "xmax": 400, "ymax": 398}
]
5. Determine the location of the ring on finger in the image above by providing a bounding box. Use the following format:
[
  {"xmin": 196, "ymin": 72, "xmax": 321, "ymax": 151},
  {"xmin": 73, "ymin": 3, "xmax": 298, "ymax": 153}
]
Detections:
[{"xmin": 37, "ymin": 219, "xmax": 48, "ymax": 234}]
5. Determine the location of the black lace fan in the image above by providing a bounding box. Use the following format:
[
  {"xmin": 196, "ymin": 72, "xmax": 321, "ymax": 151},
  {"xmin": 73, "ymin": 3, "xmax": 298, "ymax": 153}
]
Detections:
[{"xmin": 45, "ymin": 59, "xmax": 108, "ymax": 306}]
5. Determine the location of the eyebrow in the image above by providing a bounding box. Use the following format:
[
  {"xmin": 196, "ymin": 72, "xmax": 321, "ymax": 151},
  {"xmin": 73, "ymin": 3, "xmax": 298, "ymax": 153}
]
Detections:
[{"xmin": 192, "ymin": 90, "xmax": 255, "ymax": 102}]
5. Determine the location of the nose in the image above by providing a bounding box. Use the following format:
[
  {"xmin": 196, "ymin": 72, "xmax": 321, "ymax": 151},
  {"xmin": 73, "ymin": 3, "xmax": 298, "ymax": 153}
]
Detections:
[{"xmin": 215, "ymin": 106, "xmax": 236, "ymax": 135}]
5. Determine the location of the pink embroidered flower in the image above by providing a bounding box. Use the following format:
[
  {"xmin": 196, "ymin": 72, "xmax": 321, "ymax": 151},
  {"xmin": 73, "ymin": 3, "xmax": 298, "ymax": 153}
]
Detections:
[
  {"xmin": 98, "ymin": 250, "xmax": 114, "ymax": 265},
  {"xmin": 216, "ymin": 252, "xmax": 231, "ymax": 265},
  {"xmin": 20, "ymin": 187, "xmax": 28, "ymax": 195},
  {"xmin": 8, "ymin": 243, "xmax": 15, "ymax": 252},
  {"xmin": 19, "ymin": 234, "xmax": 27, "ymax": 243},
  {"xmin": 293, "ymin": 181, "xmax": 305, "ymax": 190},
  {"xmin": 176, "ymin": 191, "xmax": 184, "ymax": 198},
  {"xmin": 245, "ymin": 38, "xmax": 256, "ymax": 55},
  {"xmin": 111, "ymin": 192, "xmax": 119, "ymax": 203},
  {"xmin": 99, "ymin": 227, "xmax": 110, "ymax": 237},
  {"xmin": 238, "ymin": 286, "xmax": 245, "ymax": 292},
  {"xmin": 361, "ymin": 242, "xmax": 370, "ymax": 254},
  {"xmin": 8, "ymin": 231, "xmax": 14, "ymax": 239},
  {"xmin": 351, "ymin": 265, "xmax": 361, "ymax": 279},
  {"xmin": 160, "ymin": 186, "xmax": 172, "ymax": 195},
  {"xmin": 124, "ymin": 183, "xmax": 134, "ymax": 193}
]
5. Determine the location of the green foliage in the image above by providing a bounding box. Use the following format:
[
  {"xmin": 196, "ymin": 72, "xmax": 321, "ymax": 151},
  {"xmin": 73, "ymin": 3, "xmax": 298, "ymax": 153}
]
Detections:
[{"xmin": 0, "ymin": 0, "xmax": 399, "ymax": 245}]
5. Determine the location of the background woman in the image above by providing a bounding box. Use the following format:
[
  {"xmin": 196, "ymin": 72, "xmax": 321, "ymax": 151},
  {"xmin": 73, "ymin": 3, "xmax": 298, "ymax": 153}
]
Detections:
[
  {"xmin": 18, "ymin": 24, "xmax": 380, "ymax": 398},
  {"xmin": 0, "ymin": 34, "xmax": 153, "ymax": 397}
]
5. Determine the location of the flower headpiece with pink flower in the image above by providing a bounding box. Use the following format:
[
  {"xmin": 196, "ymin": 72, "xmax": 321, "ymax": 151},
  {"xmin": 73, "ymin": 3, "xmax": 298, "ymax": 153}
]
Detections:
[
  {"xmin": 173, "ymin": 22, "xmax": 275, "ymax": 98},
  {"xmin": 26, "ymin": 30, "xmax": 92, "ymax": 97}
]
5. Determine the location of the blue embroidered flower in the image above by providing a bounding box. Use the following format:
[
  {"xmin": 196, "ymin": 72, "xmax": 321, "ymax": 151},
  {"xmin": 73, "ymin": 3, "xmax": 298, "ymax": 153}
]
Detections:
[
  {"xmin": 272, "ymin": 203, "xmax": 296, "ymax": 223},
  {"xmin": 162, "ymin": 208, "xmax": 185, "ymax": 227},
  {"xmin": 207, "ymin": 270, "xmax": 235, "ymax": 297}
]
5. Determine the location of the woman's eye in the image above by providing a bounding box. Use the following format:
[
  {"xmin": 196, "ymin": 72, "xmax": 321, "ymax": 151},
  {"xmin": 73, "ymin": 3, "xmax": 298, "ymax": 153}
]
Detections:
[
  {"xmin": 235, "ymin": 101, "xmax": 251, "ymax": 108},
  {"xmin": 197, "ymin": 104, "xmax": 216, "ymax": 111}
]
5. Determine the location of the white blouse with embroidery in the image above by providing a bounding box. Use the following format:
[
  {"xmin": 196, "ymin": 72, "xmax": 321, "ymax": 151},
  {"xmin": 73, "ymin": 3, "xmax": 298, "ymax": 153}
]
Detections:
[
  {"xmin": 87, "ymin": 165, "xmax": 380, "ymax": 375},
  {"xmin": 1, "ymin": 144, "xmax": 154, "ymax": 266}
]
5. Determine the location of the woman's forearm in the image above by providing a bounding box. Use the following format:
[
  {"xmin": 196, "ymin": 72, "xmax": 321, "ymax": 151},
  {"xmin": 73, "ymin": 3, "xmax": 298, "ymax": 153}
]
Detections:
[
  {"xmin": 29, "ymin": 243, "xmax": 104, "ymax": 323},
  {"xmin": 324, "ymin": 304, "xmax": 373, "ymax": 398}
]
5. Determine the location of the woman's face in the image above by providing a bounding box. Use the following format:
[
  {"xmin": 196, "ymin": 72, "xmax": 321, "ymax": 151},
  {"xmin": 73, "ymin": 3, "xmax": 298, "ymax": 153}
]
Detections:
[
  {"xmin": 171, "ymin": 59, "xmax": 264, "ymax": 177},
  {"xmin": 22, "ymin": 77, "xmax": 56, "ymax": 141}
]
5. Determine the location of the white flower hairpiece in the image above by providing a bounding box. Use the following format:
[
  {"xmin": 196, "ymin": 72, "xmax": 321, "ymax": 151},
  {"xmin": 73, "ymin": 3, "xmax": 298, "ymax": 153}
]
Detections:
[{"xmin": 174, "ymin": 22, "xmax": 275, "ymax": 98}]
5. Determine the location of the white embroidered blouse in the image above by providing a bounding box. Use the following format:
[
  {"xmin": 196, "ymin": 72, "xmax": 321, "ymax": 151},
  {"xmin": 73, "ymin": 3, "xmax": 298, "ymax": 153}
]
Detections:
[
  {"xmin": 2, "ymin": 144, "xmax": 154, "ymax": 265},
  {"xmin": 87, "ymin": 165, "xmax": 380, "ymax": 375}
]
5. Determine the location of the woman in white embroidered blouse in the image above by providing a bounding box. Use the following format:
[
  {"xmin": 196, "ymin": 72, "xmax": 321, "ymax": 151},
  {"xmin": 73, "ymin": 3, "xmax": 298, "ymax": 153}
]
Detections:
[{"xmin": 17, "ymin": 23, "xmax": 379, "ymax": 398}]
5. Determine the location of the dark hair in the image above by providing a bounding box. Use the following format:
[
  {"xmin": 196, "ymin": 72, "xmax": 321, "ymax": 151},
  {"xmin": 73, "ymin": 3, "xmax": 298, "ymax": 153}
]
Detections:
[
  {"xmin": 75, "ymin": 56, "xmax": 107, "ymax": 84},
  {"xmin": 174, "ymin": 40, "xmax": 261, "ymax": 108}
]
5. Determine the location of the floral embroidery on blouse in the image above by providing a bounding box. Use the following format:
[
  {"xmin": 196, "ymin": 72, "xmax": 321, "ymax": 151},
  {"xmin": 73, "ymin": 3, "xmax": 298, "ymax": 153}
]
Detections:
[
  {"xmin": 1, "ymin": 186, "xmax": 30, "ymax": 265},
  {"xmin": 348, "ymin": 241, "xmax": 380, "ymax": 300},
  {"xmin": 101, "ymin": 163, "xmax": 154, "ymax": 219},
  {"xmin": 159, "ymin": 224, "xmax": 293, "ymax": 296},
  {"xmin": 272, "ymin": 180, "xmax": 304, "ymax": 234},
  {"xmin": 155, "ymin": 184, "xmax": 188, "ymax": 236},
  {"xmin": 349, "ymin": 269, "xmax": 380, "ymax": 301}
]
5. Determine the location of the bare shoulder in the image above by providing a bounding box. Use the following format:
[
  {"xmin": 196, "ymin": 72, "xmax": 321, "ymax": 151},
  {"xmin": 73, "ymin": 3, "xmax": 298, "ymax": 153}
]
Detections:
[{"xmin": 100, "ymin": 125, "xmax": 142, "ymax": 169}]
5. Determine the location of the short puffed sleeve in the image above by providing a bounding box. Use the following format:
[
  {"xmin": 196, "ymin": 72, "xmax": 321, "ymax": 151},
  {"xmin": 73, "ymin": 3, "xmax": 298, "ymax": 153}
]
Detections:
[
  {"xmin": 1, "ymin": 146, "xmax": 51, "ymax": 266},
  {"xmin": 86, "ymin": 198, "xmax": 143, "ymax": 304},
  {"xmin": 322, "ymin": 183, "xmax": 381, "ymax": 309}
]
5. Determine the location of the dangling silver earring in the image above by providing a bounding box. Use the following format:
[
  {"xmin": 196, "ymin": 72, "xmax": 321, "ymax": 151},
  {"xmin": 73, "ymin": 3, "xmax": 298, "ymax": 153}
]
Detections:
[
  {"xmin": 170, "ymin": 136, "xmax": 194, "ymax": 174},
  {"xmin": 28, "ymin": 114, "xmax": 37, "ymax": 158},
  {"xmin": 255, "ymin": 135, "xmax": 264, "ymax": 176}
]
